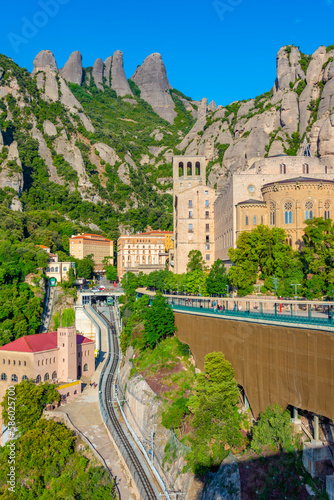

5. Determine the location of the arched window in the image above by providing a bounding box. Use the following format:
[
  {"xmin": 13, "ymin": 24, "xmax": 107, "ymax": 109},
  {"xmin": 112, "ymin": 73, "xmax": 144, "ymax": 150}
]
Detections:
[
  {"xmin": 324, "ymin": 201, "xmax": 331, "ymax": 220},
  {"xmin": 83, "ymin": 363, "xmax": 88, "ymax": 372},
  {"xmin": 270, "ymin": 202, "xmax": 275, "ymax": 225},
  {"xmin": 1, "ymin": 373, "xmax": 7, "ymax": 381},
  {"xmin": 245, "ymin": 216, "xmax": 249, "ymax": 226},
  {"xmin": 303, "ymin": 163, "xmax": 309, "ymax": 174},
  {"xmin": 280, "ymin": 163, "xmax": 286, "ymax": 174},
  {"xmin": 36, "ymin": 375, "xmax": 41, "ymax": 383},
  {"xmin": 55, "ymin": 267, "xmax": 58, "ymax": 272},
  {"xmin": 63, "ymin": 266, "xmax": 67, "ymax": 271},
  {"xmin": 22, "ymin": 375, "xmax": 28, "ymax": 381},
  {"xmin": 178, "ymin": 162, "xmax": 184, "ymax": 177},
  {"xmin": 47, "ymin": 267, "xmax": 50, "ymax": 272},
  {"xmin": 289, "ymin": 238, "xmax": 292, "ymax": 246},
  {"xmin": 187, "ymin": 161, "xmax": 192, "ymax": 176},
  {"xmin": 195, "ymin": 161, "xmax": 200, "ymax": 176},
  {"xmin": 11, "ymin": 374, "xmax": 18, "ymax": 382},
  {"xmin": 305, "ymin": 201, "xmax": 313, "ymax": 220},
  {"xmin": 253, "ymin": 216, "xmax": 257, "ymax": 225},
  {"xmin": 44, "ymin": 373, "xmax": 49, "ymax": 381},
  {"xmin": 284, "ymin": 202, "xmax": 293, "ymax": 224},
  {"xmin": 51, "ymin": 267, "xmax": 54, "ymax": 272}
]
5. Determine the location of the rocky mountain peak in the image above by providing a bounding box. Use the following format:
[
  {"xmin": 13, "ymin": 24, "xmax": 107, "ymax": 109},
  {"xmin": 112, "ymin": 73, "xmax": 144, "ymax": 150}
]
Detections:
[
  {"xmin": 110, "ymin": 50, "xmax": 133, "ymax": 97},
  {"xmin": 131, "ymin": 52, "xmax": 176, "ymax": 123},
  {"xmin": 60, "ymin": 51, "xmax": 83, "ymax": 85},
  {"xmin": 92, "ymin": 58, "xmax": 104, "ymax": 90},
  {"xmin": 274, "ymin": 45, "xmax": 304, "ymax": 93},
  {"xmin": 32, "ymin": 50, "xmax": 58, "ymax": 75}
]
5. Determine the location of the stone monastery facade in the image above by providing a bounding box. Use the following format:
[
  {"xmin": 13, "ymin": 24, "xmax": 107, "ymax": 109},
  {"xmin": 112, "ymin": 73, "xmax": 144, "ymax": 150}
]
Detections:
[{"xmin": 172, "ymin": 154, "xmax": 334, "ymax": 272}]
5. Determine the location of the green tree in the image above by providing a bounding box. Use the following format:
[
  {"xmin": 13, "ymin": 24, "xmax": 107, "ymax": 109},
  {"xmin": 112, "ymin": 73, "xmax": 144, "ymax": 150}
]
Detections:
[
  {"xmin": 187, "ymin": 352, "xmax": 243, "ymax": 474},
  {"xmin": 206, "ymin": 259, "xmax": 229, "ymax": 295},
  {"xmin": 76, "ymin": 256, "xmax": 94, "ymax": 279},
  {"xmin": 143, "ymin": 293, "xmax": 175, "ymax": 349},
  {"xmin": 185, "ymin": 269, "xmax": 208, "ymax": 296},
  {"xmin": 187, "ymin": 250, "xmax": 206, "ymax": 272},
  {"xmin": 251, "ymin": 403, "xmax": 293, "ymax": 454},
  {"xmin": 1, "ymin": 380, "xmax": 60, "ymax": 435},
  {"xmin": 105, "ymin": 265, "xmax": 117, "ymax": 282}
]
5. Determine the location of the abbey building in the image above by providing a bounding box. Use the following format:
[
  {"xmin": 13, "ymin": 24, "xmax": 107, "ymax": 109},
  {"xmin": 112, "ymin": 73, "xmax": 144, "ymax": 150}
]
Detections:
[{"xmin": 172, "ymin": 154, "xmax": 334, "ymax": 273}]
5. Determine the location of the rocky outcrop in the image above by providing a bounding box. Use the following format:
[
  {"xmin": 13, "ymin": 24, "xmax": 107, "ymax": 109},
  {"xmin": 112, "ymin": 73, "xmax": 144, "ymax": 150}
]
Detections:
[
  {"xmin": 92, "ymin": 58, "xmax": 104, "ymax": 90},
  {"xmin": 9, "ymin": 196, "xmax": 22, "ymax": 212},
  {"xmin": 111, "ymin": 51, "xmax": 133, "ymax": 97},
  {"xmin": 306, "ymin": 46, "xmax": 326, "ymax": 84},
  {"xmin": 60, "ymin": 51, "xmax": 83, "ymax": 85},
  {"xmin": 198, "ymin": 98, "xmax": 208, "ymax": 118},
  {"xmin": 318, "ymin": 113, "xmax": 334, "ymax": 157},
  {"xmin": 280, "ymin": 91, "xmax": 299, "ymax": 133},
  {"xmin": 131, "ymin": 53, "xmax": 176, "ymax": 123},
  {"xmin": 0, "ymin": 142, "xmax": 24, "ymax": 194},
  {"xmin": 43, "ymin": 120, "xmax": 57, "ymax": 136},
  {"xmin": 274, "ymin": 46, "xmax": 304, "ymax": 93},
  {"xmin": 104, "ymin": 56, "xmax": 113, "ymax": 87},
  {"xmin": 318, "ymin": 60, "xmax": 334, "ymax": 118},
  {"xmin": 208, "ymin": 100, "xmax": 216, "ymax": 112},
  {"xmin": 201, "ymin": 455, "xmax": 241, "ymax": 500},
  {"xmin": 119, "ymin": 349, "xmax": 200, "ymax": 499},
  {"xmin": 32, "ymin": 50, "xmax": 58, "ymax": 75},
  {"xmin": 94, "ymin": 142, "xmax": 121, "ymax": 166}
]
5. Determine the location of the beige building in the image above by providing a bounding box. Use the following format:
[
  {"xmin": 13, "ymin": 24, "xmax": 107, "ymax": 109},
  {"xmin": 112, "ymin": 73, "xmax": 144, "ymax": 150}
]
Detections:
[
  {"xmin": 45, "ymin": 252, "xmax": 74, "ymax": 284},
  {"xmin": 117, "ymin": 231, "xmax": 172, "ymax": 279},
  {"xmin": 172, "ymin": 156, "xmax": 215, "ymax": 274},
  {"xmin": 70, "ymin": 234, "xmax": 114, "ymax": 272},
  {"xmin": 214, "ymin": 155, "xmax": 334, "ymax": 263}
]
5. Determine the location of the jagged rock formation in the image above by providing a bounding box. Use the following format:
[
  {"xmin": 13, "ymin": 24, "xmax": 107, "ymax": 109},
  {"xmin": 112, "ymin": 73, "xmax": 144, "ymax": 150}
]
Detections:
[
  {"xmin": 92, "ymin": 58, "xmax": 104, "ymax": 90},
  {"xmin": 177, "ymin": 44, "xmax": 334, "ymax": 187},
  {"xmin": 104, "ymin": 56, "xmax": 112, "ymax": 87},
  {"xmin": 32, "ymin": 50, "xmax": 58, "ymax": 75},
  {"xmin": 110, "ymin": 50, "xmax": 133, "ymax": 97},
  {"xmin": 60, "ymin": 51, "xmax": 83, "ymax": 85},
  {"xmin": 131, "ymin": 53, "xmax": 176, "ymax": 123}
]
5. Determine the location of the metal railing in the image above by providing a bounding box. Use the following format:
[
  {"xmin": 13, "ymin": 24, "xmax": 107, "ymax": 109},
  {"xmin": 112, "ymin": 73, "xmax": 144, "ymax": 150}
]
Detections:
[{"xmin": 167, "ymin": 298, "xmax": 334, "ymax": 330}]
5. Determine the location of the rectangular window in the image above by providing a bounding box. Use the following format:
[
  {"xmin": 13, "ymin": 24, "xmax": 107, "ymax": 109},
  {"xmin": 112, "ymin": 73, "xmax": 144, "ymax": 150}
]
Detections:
[
  {"xmin": 205, "ymin": 224, "xmax": 209, "ymax": 232},
  {"xmin": 289, "ymin": 211, "xmax": 292, "ymax": 224},
  {"xmin": 188, "ymin": 200, "xmax": 192, "ymax": 208},
  {"xmin": 261, "ymin": 216, "xmax": 263, "ymax": 224},
  {"xmin": 253, "ymin": 216, "xmax": 257, "ymax": 225},
  {"xmin": 188, "ymin": 224, "xmax": 193, "ymax": 231},
  {"xmin": 205, "ymin": 200, "xmax": 209, "ymax": 207},
  {"xmin": 245, "ymin": 216, "xmax": 248, "ymax": 226},
  {"xmin": 206, "ymin": 254, "xmax": 210, "ymax": 261},
  {"xmin": 189, "ymin": 211, "xmax": 193, "ymax": 218},
  {"xmin": 205, "ymin": 190, "xmax": 208, "ymax": 195},
  {"xmin": 206, "ymin": 235, "xmax": 209, "ymax": 243},
  {"xmin": 206, "ymin": 244, "xmax": 210, "ymax": 250},
  {"xmin": 205, "ymin": 211, "xmax": 209, "ymax": 218}
]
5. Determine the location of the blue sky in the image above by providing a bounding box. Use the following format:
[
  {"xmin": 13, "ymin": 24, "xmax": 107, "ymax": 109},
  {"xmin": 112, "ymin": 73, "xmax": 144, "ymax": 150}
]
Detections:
[{"xmin": 1, "ymin": 0, "xmax": 334, "ymax": 106}]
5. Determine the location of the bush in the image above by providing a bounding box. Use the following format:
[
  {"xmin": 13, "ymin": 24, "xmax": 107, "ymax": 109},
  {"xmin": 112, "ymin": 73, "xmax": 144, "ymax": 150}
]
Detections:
[{"xmin": 251, "ymin": 403, "xmax": 293, "ymax": 454}]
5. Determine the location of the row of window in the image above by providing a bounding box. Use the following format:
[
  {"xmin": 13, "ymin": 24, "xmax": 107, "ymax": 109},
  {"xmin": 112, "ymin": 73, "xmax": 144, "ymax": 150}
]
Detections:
[
  {"xmin": 47, "ymin": 266, "xmax": 68, "ymax": 272},
  {"xmin": 188, "ymin": 211, "xmax": 210, "ymax": 219},
  {"xmin": 188, "ymin": 198, "xmax": 209, "ymax": 208},
  {"xmin": 189, "ymin": 224, "xmax": 210, "ymax": 232},
  {"xmin": 247, "ymin": 210, "xmax": 330, "ymax": 227},
  {"xmin": 3, "ymin": 359, "xmax": 26, "ymax": 366},
  {"xmin": 38, "ymin": 357, "xmax": 56, "ymax": 366},
  {"xmin": 179, "ymin": 161, "xmax": 201, "ymax": 177}
]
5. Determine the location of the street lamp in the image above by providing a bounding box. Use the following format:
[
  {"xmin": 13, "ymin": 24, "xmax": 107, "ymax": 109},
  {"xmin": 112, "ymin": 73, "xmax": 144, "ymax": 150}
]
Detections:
[{"xmin": 291, "ymin": 283, "xmax": 301, "ymax": 300}]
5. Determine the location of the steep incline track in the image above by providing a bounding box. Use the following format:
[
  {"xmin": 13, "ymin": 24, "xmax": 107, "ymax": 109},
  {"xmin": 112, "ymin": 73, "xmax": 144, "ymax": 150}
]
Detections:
[{"xmin": 96, "ymin": 307, "xmax": 158, "ymax": 500}]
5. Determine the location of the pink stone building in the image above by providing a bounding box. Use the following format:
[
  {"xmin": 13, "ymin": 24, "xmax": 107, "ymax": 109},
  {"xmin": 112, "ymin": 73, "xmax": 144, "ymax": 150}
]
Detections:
[{"xmin": 0, "ymin": 327, "xmax": 95, "ymax": 420}]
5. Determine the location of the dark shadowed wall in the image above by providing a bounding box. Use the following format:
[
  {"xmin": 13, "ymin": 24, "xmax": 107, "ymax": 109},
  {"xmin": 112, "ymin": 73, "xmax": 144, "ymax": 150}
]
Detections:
[{"xmin": 174, "ymin": 312, "xmax": 334, "ymax": 420}]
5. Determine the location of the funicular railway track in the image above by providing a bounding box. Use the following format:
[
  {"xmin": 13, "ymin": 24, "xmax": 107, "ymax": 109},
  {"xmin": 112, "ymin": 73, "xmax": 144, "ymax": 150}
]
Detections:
[{"xmin": 96, "ymin": 307, "xmax": 158, "ymax": 500}]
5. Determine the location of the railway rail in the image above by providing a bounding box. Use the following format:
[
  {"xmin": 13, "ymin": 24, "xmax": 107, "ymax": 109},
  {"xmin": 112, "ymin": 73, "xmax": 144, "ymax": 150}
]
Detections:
[{"xmin": 96, "ymin": 306, "xmax": 158, "ymax": 500}]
